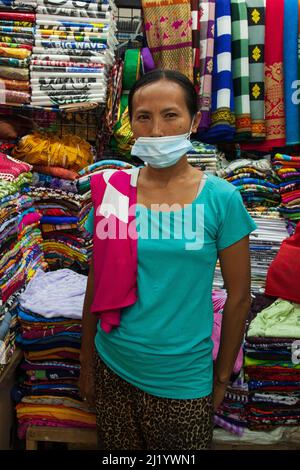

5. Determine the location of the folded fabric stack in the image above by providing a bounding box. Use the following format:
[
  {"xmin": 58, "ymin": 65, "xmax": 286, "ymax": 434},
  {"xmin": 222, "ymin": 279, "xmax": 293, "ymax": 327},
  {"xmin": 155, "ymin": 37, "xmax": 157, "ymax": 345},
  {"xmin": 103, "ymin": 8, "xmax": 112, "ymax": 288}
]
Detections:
[
  {"xmin": 215, "ymin": 158, "xmax": 288, "ymax": 292},
  {"xmin": 30, "ymin": 0, "xmax": 117, "ymax": 107},
  {"xmin": 213, "ymin": 422, "xmax": 300, "ymax": 447},
  {"xmin": 272, "ymin": 153, "xmax": 300, "ymax": 230},
  {"xmin": 0, "ymin": 152, "xmax": 47, "ymax": 369},
  {"xmin": 214, "ymin": 377, "xmax": 249, "ymax": 436},
  {"xmin": 217, "ymin": 159, "xmax": 281, "ymax": 207},
  {"xmin": 0, "ymin": 6, "xmax": 35, "ymax": 105},
  {"xmin": 247, "ymin": 213, "xmax": 288, "ymax": 292},
  {"xmin": 187, "ymin": 140, "xmax": 219, "ymax": 174},
  {"xmin": 245, "ymin": 296, "xmax": 300, "ymax": 430},
  {"xmin": 14, "ymin": 269, "xmax": 96, "ymax": 439},
  {"xmin": 12, "ymin": 132, "xmax": 94, "ymax": 271},
  {"xmin": 31, "ymin": 184, "xmax": 91, "ymax": 272},
  {"xmin": 212, "ymin": 289, "xmax": 248, "ymax": 436}
]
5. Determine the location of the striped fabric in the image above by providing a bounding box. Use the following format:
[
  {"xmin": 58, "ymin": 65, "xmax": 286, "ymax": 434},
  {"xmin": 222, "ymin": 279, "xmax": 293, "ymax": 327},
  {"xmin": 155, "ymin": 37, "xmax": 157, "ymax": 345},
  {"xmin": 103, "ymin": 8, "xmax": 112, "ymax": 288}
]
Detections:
[
  {"xmin": 191, "ymin": 0, "xmax": 201, "ymax": 93},
  {"xmin": 231, "ymin": 0, "xmax": 251, "ymax": 140},
  {"xmin": 214, "ymin": 414, "xmax": 245, "ymax": 436},
  {"xmin": 198, "ymin": 0, "xmax": 216, "ymax": 132},
  {"xmin": 242, "ymin": 0, "xmax": 285, "ymax": 150},
  {"xmin": 198, "ymin": 0, "xmax": 235, "ymax": 143},
  {"xmin": 142, "ymin": 0, "xmax": 193, "ymax": 81},
  {"xmin": 246, "ymin": 0, "xmax": 266, "ymax": 139}
]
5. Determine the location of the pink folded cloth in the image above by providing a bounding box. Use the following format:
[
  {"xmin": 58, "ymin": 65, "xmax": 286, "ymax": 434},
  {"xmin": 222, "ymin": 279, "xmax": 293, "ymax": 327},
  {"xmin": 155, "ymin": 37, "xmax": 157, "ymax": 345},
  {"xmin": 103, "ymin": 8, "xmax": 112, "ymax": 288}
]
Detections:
[
  {"xmin": 18, "ymin": 212, "xmax": 41, "ymax": 230},
  {"xmin": 0, "ymin": 152, "xmax": 32, "ymax": 181},
  {"xmin": 90, "ymin": 169, "xmax": 138, "ymax": 333},
  {"xmin": 18, "ymin": 419, "xmax": 96, "ymax": 440}
]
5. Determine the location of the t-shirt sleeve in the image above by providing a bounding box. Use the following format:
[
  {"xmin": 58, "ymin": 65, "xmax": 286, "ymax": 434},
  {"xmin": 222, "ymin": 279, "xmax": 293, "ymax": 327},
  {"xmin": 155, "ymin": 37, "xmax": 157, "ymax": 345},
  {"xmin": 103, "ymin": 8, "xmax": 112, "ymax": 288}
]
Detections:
[
  {"xmin": 84, "ymin": 206, "xmax": 94, "ymax": 235},
  {"xmin": 216, "ymin": 189, "xmax": 257, "ymax": 252}
]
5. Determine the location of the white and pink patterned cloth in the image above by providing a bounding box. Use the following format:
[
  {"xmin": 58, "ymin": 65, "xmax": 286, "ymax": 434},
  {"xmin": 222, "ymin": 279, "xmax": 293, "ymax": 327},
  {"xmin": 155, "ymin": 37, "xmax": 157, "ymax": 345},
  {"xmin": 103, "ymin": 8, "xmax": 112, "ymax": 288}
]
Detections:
[{"xmin": 0, "ymin": 152, "xmax": 32, "ymax": 181}]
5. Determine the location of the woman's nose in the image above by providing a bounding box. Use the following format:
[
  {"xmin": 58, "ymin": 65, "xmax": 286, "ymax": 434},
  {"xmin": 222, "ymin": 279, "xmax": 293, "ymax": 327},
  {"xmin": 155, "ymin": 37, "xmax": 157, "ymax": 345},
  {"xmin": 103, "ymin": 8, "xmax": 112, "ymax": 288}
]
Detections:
[{"xmin": 150, "ymin": 119, "xmax": 164, "ymax": 137}]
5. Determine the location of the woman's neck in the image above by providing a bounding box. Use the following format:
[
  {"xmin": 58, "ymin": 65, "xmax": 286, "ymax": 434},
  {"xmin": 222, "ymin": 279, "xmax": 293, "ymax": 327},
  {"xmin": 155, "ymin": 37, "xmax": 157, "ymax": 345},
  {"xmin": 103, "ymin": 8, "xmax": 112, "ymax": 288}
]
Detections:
[{"xmin": 142, "ymin": 156, "xmax": 194, "ymax": 184}]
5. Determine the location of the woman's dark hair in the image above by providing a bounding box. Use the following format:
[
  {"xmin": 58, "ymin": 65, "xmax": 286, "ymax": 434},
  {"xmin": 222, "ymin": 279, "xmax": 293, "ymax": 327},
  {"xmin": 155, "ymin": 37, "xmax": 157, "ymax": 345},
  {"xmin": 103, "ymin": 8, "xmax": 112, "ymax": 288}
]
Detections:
[{"xmin": 128, "ymin": 69, "xmax": 198, "ymax": 120}]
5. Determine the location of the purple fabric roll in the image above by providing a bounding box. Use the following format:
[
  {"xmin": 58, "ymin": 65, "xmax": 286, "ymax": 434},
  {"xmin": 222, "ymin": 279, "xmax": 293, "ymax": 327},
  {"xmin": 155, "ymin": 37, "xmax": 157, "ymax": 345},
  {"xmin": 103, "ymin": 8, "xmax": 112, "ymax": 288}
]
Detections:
[{"xmin": 141, "ymin": 47, "xmax": 155, "ymax": 73}]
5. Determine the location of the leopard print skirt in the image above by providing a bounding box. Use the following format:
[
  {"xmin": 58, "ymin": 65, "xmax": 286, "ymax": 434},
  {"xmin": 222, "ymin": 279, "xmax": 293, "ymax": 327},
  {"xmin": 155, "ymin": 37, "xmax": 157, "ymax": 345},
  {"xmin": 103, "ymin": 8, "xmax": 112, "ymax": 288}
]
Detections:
[{"xmin": 94, "ymin": 352, "xmax": 214, "ymax": 451}]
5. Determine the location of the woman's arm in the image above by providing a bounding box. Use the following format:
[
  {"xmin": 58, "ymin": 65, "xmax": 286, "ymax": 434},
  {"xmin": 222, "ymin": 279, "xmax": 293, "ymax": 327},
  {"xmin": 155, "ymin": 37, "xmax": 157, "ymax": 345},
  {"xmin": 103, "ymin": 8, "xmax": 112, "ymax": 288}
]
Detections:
[
  {"xmin": 213, "ymin": 235, "xmax": 252, "ymax": 409},
  {"xmin": 79, "ymin": 260, "xmax": 98, "ymax": 405}
]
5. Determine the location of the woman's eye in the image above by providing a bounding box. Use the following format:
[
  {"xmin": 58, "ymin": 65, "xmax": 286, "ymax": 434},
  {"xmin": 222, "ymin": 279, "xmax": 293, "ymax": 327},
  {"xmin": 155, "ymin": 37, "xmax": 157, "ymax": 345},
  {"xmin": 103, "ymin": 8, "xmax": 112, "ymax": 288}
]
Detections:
[
  {"xmin": 138, "ymin": 115, "xmax": 149, "ymax": 120},
  {"xmin": 165, "ymin": 113, "xmax": 177, "ymax": 118}
]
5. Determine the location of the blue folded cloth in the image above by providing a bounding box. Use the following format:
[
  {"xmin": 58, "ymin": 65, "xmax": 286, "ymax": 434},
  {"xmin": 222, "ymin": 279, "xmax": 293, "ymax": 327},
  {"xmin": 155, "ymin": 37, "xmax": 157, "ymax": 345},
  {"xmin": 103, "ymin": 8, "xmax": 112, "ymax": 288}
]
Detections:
[{"xmin": 41, "ymin": 216, "xmax": 78, "ymax": 225}]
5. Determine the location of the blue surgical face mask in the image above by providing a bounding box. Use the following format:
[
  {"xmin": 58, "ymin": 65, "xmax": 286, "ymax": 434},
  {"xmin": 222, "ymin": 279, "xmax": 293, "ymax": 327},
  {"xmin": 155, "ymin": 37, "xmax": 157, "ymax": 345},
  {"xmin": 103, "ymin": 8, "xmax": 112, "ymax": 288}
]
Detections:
[{"xmin": 131, "ymin": 119, "xmax": 195, "ymax": 168}]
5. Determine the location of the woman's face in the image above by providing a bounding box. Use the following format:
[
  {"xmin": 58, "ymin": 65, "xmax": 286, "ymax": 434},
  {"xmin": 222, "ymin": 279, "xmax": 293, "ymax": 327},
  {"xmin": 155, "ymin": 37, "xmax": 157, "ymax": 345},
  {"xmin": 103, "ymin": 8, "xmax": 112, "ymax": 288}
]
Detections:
[{"xmin": 130, "ymin": 79, "xmax": 201, "ymax": 139}]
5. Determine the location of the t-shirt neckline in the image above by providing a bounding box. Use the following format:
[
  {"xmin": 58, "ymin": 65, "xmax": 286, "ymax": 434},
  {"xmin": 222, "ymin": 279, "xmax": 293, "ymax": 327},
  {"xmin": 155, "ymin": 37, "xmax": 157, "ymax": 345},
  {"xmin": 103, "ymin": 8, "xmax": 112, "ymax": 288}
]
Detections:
[{"xmin": 133, "ymin": 167, "xmax": 210, "ymax": 213}]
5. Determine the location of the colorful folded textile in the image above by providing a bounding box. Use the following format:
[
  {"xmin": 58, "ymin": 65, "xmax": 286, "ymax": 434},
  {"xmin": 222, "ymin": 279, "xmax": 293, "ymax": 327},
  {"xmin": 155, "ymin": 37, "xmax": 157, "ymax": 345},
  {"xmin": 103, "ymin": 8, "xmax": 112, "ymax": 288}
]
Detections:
[
  {"xmin": 36, "ymin": 7, "xmax": 109, "ymax": 19},
  {"xmin": 0, "ymin": 152, "xmax": 31, "ymax": 180},
  {"xmin": 272, "ymin": 153, "xmax": 300, "ymax": 225},
  {"xmin": 29, "ymin": 4, "xmax": 116, "ymax": 107},
  {"xmin": 214, "ymin": 377, "xmax": 249, "ymax": 436},
  {"xmin": 0, "ymin": 46, "xmax": 31, "ymax": 58},
  {"xmin": 0, "ymin": 12, "xmax": 35, "ymax": 22},
  {"xmin": 0, "ymin": 9, "xmax": 34, "ymax": 99},
  {"xmin": 0, "ymin": 151, "xmax": 47, "ymax": 372},
  {"xmin": 244, "ymin": 294, "xmax": 300, "ymax": 430},
  {"xmin": 216, "ymin": 157, "xmax": 288, "ymax": 291},
  {"xmin": 32, "ymin": 165, "xmax": 78, "ymax": 180},
  {"xmin": 28, "ymin": 177, "xmax": 92, "ymax": 270},
  {"xmin": 186, "ymin": 140, "xmax": 219, "ymax": 174},
  {"xmin": 32, "ymin": 172, "xmax": 78, "ymax": 192},
  {"xmin": 0, "ymin": 66, "xmax": 29, "ymax": 80},
  {"xmin": 0, "ymin": 56, "xmax": 29, "ymax": 67},
  {"xmin": 13, "ymin": 267, "xmax": 96, "ymax": 437}
]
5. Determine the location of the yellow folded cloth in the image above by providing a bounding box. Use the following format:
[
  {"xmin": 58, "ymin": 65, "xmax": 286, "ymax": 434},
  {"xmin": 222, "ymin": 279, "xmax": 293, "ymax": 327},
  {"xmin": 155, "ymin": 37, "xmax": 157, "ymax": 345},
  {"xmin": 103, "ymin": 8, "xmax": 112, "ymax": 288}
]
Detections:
[
  {"xmin": 16, "ymin": 404, "xmax": 96, "ymax": 425},
  {"xmin": 12, "ymin": 132, "xmax": 93, "ymax": 172}
]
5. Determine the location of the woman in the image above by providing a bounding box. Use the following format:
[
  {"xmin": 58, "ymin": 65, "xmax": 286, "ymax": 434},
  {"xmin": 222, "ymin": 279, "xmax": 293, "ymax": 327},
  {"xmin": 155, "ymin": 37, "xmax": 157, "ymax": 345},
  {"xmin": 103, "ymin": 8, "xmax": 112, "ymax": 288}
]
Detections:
[{"xmin": 79, "ymin": 69, "xmax": 256, "ymax": 450}]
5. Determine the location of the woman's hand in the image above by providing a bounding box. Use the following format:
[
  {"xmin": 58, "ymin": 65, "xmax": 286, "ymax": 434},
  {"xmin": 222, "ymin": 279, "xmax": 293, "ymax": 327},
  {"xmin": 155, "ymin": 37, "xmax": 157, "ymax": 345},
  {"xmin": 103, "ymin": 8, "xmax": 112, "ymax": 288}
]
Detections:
[
  {"xmin": 213, "ymin": 379, "xmax": 229, "ymax": 411},
  {"xmin": 79, "ymin": 364, "xmax": 96, "ymax": 408}
]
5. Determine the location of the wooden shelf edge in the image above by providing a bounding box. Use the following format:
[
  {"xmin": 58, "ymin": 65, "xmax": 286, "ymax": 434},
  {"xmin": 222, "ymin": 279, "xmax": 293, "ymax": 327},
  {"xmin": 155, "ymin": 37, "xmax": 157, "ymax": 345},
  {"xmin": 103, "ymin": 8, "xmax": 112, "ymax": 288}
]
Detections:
[{"xmin": 0, "ymin": 349, "xmax": 23, "ymax": 386}]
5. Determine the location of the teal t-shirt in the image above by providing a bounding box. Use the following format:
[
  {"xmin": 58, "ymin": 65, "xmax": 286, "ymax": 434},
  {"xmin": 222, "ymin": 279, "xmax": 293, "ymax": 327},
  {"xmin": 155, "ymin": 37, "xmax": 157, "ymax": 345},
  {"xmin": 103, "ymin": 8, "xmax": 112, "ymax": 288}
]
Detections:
[{"xmin": 86, "ymin": 171, "xmax": 257, "ymax": 399}]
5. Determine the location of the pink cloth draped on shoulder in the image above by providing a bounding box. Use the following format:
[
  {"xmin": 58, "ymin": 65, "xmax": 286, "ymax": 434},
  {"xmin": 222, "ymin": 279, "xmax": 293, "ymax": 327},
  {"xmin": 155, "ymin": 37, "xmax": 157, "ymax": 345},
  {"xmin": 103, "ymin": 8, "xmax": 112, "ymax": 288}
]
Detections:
[{"xmin": 90, "ymin": 169, "xmax": 138, "ymax": 333}]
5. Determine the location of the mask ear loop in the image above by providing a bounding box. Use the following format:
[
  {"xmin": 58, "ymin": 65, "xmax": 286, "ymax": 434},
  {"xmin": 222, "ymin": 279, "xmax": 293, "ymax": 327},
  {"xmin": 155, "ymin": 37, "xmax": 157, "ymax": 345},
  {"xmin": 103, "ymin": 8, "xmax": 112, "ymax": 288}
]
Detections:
[{"xmin": 188, "ymin": 115, "xmax": 196, "ymax": 140}]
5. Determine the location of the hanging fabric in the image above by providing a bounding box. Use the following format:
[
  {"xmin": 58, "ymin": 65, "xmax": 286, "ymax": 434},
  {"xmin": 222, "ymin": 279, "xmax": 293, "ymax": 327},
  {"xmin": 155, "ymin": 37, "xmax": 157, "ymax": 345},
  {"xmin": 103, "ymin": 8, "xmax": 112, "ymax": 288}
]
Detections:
[
  {"xmin": 242, "ymin": 0, "xmax": 285, "ymax": 150},
  {"xmin": 140, "ymin": 47, "xmax": 155, "ymax": 73},
  {"xmin": 246, "ymin": 0, "xmax": 266, "ymax": 140},
  {"xmin": 110, "ymin": 49, "xmax": 140, "ymax": 156},
  {"xmin": 142, "ymin": 0, "xmax": 193, "ymax": 82},
  {"xmin": 197, "ymin": 0, "xmax": 216, "ymax": 133},
  {"xmin": 191, "ymin": 0, "xmax": 201, "ymax": 93},
  {"xmin": 198, "ymin": 0, "xmax": 235, "ymax": 143},
  {"xmin": 231, "ymin": 0, "xmax": 251, "ymax": 141}
]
